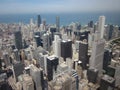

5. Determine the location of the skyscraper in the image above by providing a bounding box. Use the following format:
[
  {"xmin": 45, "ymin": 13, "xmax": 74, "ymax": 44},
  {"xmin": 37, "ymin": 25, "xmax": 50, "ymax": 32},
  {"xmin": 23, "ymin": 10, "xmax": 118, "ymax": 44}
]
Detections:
[
  {"xmin": 13, "ymin": 62, "xmax": 25, "ymax": 81},
  {"xmin": 47, "ymin": 55, "xmax": 59, "ymax": 81},
  {"xmin": 42, "ymin": 32, "xmax": 52, "ymax": 51},
  {"xmin": 3, "ymin": 51, "xmax": 11, "ymax": 67},
  {"xmin": 14, "ymin": 31, "xmax": 23, "ymax": 50},
  {"xmin": 88, "ymin": 21, "xmax": 94, "ymax": 28},
  {"xmin": 108, "ymin": 25, "xmax": 114, "ymax": 40},
  {"xmin": 53, "ymin": 35, "xmax": 61, "ymax": 57},
  {"xmin": 61, "ymin": 40, "xmax": 72, "ymax": 61},
  {"xmin": 79, "ymin": 41, "xmax": 88, "ymax": 69},
  {"xmin": 30, "ymin": 64, "xmax": 43, "ymax": 90},
  {"xmin": 100, "ymin": 75, "xmax": 115, "ymax": 90},
  {"xmin": 38, "ymin": 15, "xmax": 41, "ymax": 28},
  {"xmin": 13, "ymin": 49, "xmax": 20, "ymax": 61},
  {"xmin": 87, "ymin": 68, "xmax": 98, "ymax": 84},
  {"xmin": 34, "ymin": 35, "xmax": 42, "ymax": 47},
  {"xmin": 89, "ymin": 39, "xmax": 105, "ymax": 74},
  {"xmin": 56, "ymin": 16, "xmax": 60, "ymax": 32},
  {"xmin": 98, "ymin": 16, "xmax": 105, "ymax": 39},
  {"xmin": 103, "ymin": 49, "xmax": 112, "ymax": 70},
  {"xmin": 18, "ymin": 74, "xmax": 34, "ymax": 90}
]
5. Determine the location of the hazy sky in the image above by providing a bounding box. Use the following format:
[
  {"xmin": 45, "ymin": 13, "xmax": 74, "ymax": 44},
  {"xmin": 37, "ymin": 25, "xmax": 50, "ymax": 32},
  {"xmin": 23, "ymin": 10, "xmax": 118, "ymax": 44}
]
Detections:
[{"xmin": 0, "ymin": 0, "xmax": 120, "ymax": 14}]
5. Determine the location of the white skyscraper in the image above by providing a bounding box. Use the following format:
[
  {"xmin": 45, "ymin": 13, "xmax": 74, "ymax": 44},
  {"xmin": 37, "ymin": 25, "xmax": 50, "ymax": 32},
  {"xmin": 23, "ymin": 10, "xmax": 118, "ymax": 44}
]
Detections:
[
  {"xmin": 98, "ymin": 16, "xmax": 105, "ymax": 39},
  {"xmin": 30, "ymin": 64, "xmax": 42, "ymax": 90},
  {"xmin": 42, "ymin": 32, "xmax": 51, "ymax": 51},
  {"xmin": 89, "ymin": 16, "xmax": 106, "ymax": 77},
  {"xmin": 53, "ymin": 35, "xmax": 61, "ymax": 57},
  {"xmin": 90, "ymin": 39, "xmax": 105, "ymax": 74}
]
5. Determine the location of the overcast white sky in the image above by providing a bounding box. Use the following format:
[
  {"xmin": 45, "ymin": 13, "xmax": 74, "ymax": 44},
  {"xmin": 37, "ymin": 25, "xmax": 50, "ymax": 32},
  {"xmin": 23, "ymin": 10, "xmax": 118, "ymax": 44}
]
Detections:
[{"xmin": 0, "ymin": 0, "xmax": 120, "ymax": 14}]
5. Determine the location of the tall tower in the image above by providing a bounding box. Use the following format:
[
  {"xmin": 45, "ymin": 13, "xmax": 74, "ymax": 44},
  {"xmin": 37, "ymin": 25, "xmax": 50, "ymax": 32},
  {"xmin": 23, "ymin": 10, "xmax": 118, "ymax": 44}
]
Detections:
[
  {"xmin": 34, "ymin": 35, "xmax": 42, "ymax": 47},
  {"xmin": 42, "ymin": 32, "xmax": 52, "ymax": 51},
  {"xmin": 30, "ymin": 65, "xmax": 43, "ymax": 90},
  {"xmin": 56, "ymin": 16, "xmax": 60, "ymax": 32},
  {"xmin": 89, "ymin": 39, "xmax": 105, "ymax": 74},
  {"xmin": 79, "ymin": 41, "xmax": 88, "ymax": 69},
  {"xmin": 13, "ymin": 49, "xmax": 20, "ymax": 61},
  {"xmin": 53, "ymin": 35, "xmax": 61, "ymax": 57},
  {"xmin": 98, "ymin": 16, "xmax": 105, "ymax": 39},
  {"xmin": 61, "ymin": 40, "xmax": 72, "ymax": 61},
  {"xmin": 14, "ymin": 31, "xmax": 23, "ymax": 50},
  {"xmin": 47, "ymin": 55, "xmax": 59, "ymax": 81},
  {"xmin": 37, "ymin": 15, "xmax": 41, "ymax": 28},
  {"xmin": 18, "ymin": 74, "xmax": 34, "ymax": 90},
  {"xmin": 3, "ymin": 51, "xmax": 11, "ymax": 67}
]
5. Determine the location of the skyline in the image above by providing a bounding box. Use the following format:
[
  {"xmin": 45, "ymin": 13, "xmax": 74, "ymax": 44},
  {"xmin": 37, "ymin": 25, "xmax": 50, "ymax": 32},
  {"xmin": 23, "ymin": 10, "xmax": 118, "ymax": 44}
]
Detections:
[{"xmin": 0, "ymin": 0, "xmax": 120, "ymax": 14}]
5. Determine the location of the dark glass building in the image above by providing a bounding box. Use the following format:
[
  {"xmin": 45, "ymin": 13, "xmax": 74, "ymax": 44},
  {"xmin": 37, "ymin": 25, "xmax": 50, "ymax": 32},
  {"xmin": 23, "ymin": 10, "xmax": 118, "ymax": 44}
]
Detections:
[
  {"xmin": 34, "ymin": 35, "xmax": 43, "ymax": 47},
  {"xmin": 47, "ymin": 56, "xmax": 59, "ymax": 81},
  {"xmin": 79, "ymin": 41, "xmax": 88, "ymax": 69},
  {"xmin": 61, "ymin": 40, "xmax": 72, "ymax": 61},
  {"xmin": 103, "ymin": 49, "xmax": 112, "ymax": 71},
  {"xmin": 38, "ymin": 15, "xmax": 41, "ymax": 27},
  {"xmin": 87, "ymin": 68, "xmax": 98, "ymax": 84},
  {"xmin": 14, "ymin": 31, "xmax": 22, "ymax": 50},
  {"xmin": 88, "ymin": 21, "xmax": 94, "ymax": 28},
  {"xmin": 108, "ymin": 25, "xmax": 114, "ymax": 40},
  {"xmin": 13, "ymin": 62, "xmax": 24, "ymax": 81},
  {"xmin": 50, "ymin": 27, "xmax": 57, "ymax": 40}
]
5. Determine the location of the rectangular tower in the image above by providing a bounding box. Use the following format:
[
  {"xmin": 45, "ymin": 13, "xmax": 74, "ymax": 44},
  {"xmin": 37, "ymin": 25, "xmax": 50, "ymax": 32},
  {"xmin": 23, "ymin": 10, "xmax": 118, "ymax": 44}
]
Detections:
[
  {"xmin": 38, "ymin": 15, "xmax": 41, "ymax": 28},
  {"xmin": 47, "ymin": 55, "xmax": 59, "ymax": 81},
  {"xmin": 61, "ymin": 40, "xmax": 72, "ymax": 61},
  {"xmin": 56, "ymin": 16, "xmax": 60, "ymax": 32},
  {"xmin": 79, "ymin": 41, "xmax": 88, "ymax": 69},
  {"xmin": 30, "ymin": 65, "xmax": 43, "ymax": 90},
  {"xmin": 14, "ymin": 31, "xmax": 22, "ymax": 50},
  {"xmin": 89, "ymin": 39, "xmax": 105, "ymax": 74},
  {"xmin": 98, "ymin": 16, "xmax": 105, "ymax": 39}
]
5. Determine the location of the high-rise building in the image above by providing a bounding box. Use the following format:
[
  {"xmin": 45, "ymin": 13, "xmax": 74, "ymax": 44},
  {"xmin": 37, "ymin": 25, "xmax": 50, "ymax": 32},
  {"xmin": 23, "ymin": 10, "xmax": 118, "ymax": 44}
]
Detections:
[
  {"xmin": 100, "ymin": 75, "xmax": 115, "ymax": 90},
  {"xmin": 47, "ymin": 55, "xmax": 59, "ymax": 81},
  {"xmin": 0, "ymin": 39, "xmax": 2, "ymax": 49},
  {"xmin": 0, "ymin": 78, "xmax": 12, "ymax": 90},
  {"xmin": 37, "ymin": 53, "xmax": 48, "ymax": 74},
  {"xmin": 79, "ymin": 41, "xmax": 88, "ymax": 69},
  {"xmin": 106, "ymin": 65, "xmax": 120, "ymax": 87},
  {"xmin": 71, "ymin": 70, "xmax": 79, "ymax": 90},
  {"xmin": 3, "ymin": 51, "xmax": 11, "ymax": 67},
  {"xmin": 61, "ymin": 40, "xmax": 72, "ymax": 61},
  {"xmin": 88, "ymin": 33, "xmax": 94, "ymax": 48},
  {"xmin": 103, "ymin": 49, "xmax": 112, "ymax": 70},
  {"xmin": 56, "ymin": 16, "xmax": 60, "ymax": 32},
  {"xmin": 50, "ymin": 27, "xmax": 57, "ymax": 40},
  {"xmin": 53, "ymin": 35, "xmax": 61, "ymax": 57},
  {"xmin": 98, "ymin": 16, "xmax": 105, "ymax": 39},
  {"xmin": 13, "ymin": 62, "xmax": 25, "ymax": 81},
  {"xmin": 89, "ymin": 39, "xmax": 105, "ymax": 74},
  {"xmin": 48, "ymin": 73, "xmax": 72, "ymax": 90},
  {"xmin": 18, "ymin": 74, "xmax": 34, "ymax": 90},
  {"xmin": 88, "ymin": 21, "xmax": 94, "ymax": 28},
  {"xmin": 34, "ymin": 35, "xmax": 42, "ymax": 47},
  {"xmin": 42, "ymin": 32, "xmax": 52, "ymax": 51},
  {"xmin": 37, "ymin": 15, "xmax": 41, "ymax": 28},
  {"xmin": 14, "ymin": 31, "xmax": 23, "ymax": 50},
  {"xmin": 30, "ymin": 64, "xmax": 43, "ymax": 90},
  {"xmin": 108, "ymin": 25, "xmax": 114, "ymax": 40},
  {"xmin": 87, "ymin": 68, "xmax": 98, "ymax": 84},
  {"xmin": 13, "ymin": 49, "xmax": 20, "ymax": 61}
]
